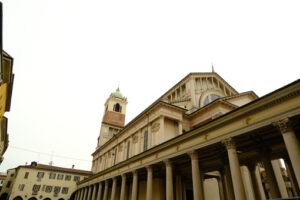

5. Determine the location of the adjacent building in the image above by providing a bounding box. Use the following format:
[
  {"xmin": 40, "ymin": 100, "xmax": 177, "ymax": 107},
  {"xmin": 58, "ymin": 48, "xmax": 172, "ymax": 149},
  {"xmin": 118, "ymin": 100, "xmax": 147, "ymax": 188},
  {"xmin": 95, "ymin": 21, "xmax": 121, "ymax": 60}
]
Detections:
[
  {"xmin": 74, "ymin": 71, "xmax": 300, "ymax": 200},
  {"xmin": 0, "ymin": 2, "xmax": 15, "ymax": 164},
  {"xmin": 0, "ymin": 162, "xmax": 92, "ymax": 200}
]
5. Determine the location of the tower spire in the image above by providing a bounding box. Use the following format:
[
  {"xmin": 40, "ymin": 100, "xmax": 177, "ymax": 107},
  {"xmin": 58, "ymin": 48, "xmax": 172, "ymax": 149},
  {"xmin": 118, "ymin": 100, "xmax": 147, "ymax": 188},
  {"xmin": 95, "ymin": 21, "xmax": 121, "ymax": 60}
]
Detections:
[{"xmin": 211, "ymin": 63, "xmax": 215, "ymax": 73}]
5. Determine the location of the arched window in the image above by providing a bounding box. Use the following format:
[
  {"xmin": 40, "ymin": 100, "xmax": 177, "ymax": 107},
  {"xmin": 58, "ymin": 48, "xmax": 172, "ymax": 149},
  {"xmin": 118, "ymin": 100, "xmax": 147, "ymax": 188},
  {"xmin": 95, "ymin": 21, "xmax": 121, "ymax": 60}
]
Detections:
[
  {"xmin": 113, "ymin": 103, "xmax": 122, "ymax": 112},
  {"xmin": 203, "ymin": 94, "xmax": 220, "ymax": 106},
  {"xmin": 144, "ymin": 131, "xmax": 148, "ymax": 151}
]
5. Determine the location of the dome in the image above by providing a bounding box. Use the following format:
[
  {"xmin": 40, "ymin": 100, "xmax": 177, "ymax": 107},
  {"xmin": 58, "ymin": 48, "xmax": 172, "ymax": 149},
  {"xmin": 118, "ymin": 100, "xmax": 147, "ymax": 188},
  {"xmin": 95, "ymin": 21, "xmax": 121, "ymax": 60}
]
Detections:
[{"xmin": 111, "ymin": 88, "xmax": 126, "ymax": 100}]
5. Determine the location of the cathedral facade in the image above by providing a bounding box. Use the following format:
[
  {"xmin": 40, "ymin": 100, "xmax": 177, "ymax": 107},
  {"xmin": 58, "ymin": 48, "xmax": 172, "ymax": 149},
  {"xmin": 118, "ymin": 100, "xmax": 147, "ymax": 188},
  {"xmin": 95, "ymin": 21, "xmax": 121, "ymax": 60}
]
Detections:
[{"xmin": 73, "ymin": 72, "xmax": 300, "ymax": 200}]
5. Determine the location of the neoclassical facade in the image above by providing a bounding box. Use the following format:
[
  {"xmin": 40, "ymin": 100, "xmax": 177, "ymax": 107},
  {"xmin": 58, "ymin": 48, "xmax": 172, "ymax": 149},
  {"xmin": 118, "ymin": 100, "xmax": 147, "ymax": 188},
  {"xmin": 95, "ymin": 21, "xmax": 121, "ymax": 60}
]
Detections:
[{"xmin": 74, "ymin": 72, "xmax": 300, "ymax": 200}]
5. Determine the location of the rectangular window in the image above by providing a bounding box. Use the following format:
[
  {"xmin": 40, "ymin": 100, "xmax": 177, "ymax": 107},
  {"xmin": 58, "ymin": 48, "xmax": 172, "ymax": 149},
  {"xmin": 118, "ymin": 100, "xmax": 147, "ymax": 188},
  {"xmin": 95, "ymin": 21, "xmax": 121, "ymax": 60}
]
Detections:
[
  {"xmin": 73, "ymin": 176, "xmax": 80, "ymax": 182},
  {"xmin": 62, "ymin": 187, "xmax": 68, "ymax": 194},
  {"xmin": 18, "ymin": 184, "xmax": 25, "ymax": 191},
  {"xmin": 6, "ymin": 181, "xmax": 11, "ymax": 188},
  {"xmin": 54, "ymin": 186, "xmax": 61, "ymax": 194},
  {"xmin": 45, "ymin": 186, "xmax": 52, "ymax": 193},
  {"xmin": 144, "ymin": 131, "xmax": 148, "ymax": 151},
  {"xmin": 37, "ymin": 172, "xmax": 44, "ymax": 178},
  {"xmin": 65, "ymin": 175, "xmax": 71, "ymax": 181},
  {"xmin": 57, "ymin": 174, "xmax": 64, "ymax": 180},
  {"xmin": 126, "ymin": 141, "xmax": 130, "ymax": 159},
  {"xmin": 32, "ymin": 184, "xmax": 41, "ymax": 193},
  {"xmin": 24, "ymin": 172, "xmax": 29, "ymax": 179},
  {"xmin": 49, "ymin": 173, "xmax": 56, "ymax": 179}
]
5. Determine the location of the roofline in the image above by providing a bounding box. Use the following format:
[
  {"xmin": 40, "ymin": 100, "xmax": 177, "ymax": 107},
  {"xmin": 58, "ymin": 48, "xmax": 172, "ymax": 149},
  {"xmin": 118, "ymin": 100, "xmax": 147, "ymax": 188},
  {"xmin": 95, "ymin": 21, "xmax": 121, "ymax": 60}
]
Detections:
[{"xmin": 8, "ymin": 165, "xmax": 92, "ymax": 176}]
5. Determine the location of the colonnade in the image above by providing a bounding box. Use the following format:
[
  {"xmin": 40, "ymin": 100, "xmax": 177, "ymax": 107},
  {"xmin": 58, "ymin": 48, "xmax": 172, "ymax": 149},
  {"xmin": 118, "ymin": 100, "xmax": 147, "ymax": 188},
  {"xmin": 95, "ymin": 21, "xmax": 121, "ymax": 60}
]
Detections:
[{"xmin": 75, "ymin": 118, "xmax": 300, "ymax": 200}]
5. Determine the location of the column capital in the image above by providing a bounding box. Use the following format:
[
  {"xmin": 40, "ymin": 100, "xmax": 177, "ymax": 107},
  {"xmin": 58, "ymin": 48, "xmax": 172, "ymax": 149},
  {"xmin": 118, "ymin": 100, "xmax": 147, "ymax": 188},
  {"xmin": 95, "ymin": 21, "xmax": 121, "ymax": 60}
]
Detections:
[
  {"xmin": 187, "ymin": 150, "xmax": 198, "ymax": 160},
  {"xmin": 121, "ymin": 173, "xmax": 126, "ymax": 179},
  {"xmin": 146, "ymin": 165, "xmax": 153, "ymax": 172},
  {"xmin": 132, "ymin": 169, "xmax": 138, "ymax": 175},
  {"xmin": 112, "ymin": 177, "xmax": 117, "ymax": 181},
  {"xmin": 272, "ymin": 118, "xmax": 293, "ymax": 134},
  {"xmin": 222, "ymin": 138, "xmax": 236, "ymax": 150},
  {"xmin": 163, "ymin": 159, "xmax": 172, "ymax": 167}
]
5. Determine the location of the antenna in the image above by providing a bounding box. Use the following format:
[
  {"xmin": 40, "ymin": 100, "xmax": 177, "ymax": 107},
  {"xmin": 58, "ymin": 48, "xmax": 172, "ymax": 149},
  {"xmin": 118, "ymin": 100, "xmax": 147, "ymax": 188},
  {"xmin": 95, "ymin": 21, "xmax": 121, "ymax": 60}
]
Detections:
[{"xmin": 49, "ymin": 151, "xmax": 54, "ymax": 166}]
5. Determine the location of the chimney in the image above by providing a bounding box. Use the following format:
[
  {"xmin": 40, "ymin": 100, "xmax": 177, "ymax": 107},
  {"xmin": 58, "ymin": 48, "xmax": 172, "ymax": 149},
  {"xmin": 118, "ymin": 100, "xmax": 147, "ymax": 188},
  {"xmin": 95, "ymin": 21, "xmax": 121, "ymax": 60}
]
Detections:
[{"xmin": 72, "ymin": 165, "xmax": 75, "ymax": 169}]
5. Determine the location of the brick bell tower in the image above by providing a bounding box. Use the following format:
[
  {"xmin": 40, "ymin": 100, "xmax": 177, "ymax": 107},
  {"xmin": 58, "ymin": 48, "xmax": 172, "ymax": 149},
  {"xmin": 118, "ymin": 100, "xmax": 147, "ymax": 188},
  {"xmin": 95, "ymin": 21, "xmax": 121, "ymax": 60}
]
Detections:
[{"xmin": 97, "ymin": 88, "xmax": 127, "ymax": 147}]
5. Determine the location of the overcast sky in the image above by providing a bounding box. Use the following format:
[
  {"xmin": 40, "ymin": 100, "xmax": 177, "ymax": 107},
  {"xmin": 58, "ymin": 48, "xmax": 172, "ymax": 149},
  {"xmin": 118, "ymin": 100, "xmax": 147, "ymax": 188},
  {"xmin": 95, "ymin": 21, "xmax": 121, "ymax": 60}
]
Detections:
[{"xmin": 0, "ymin": 0, "xmax": 299, "ymax": 172}]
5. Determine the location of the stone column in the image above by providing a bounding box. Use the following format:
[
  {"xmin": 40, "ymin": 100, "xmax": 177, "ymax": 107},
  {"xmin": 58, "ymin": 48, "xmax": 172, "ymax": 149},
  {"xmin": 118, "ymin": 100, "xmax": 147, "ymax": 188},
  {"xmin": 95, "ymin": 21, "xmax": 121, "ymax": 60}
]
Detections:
[
  {"xmin": 248, "ymin": 163, "xmax": 262, "ymax": 200},
  {"xmin": 120, "ymin": 174, "xmax": 126, "ymax": 200},
  {"xmin": 91, "ymin": 184, "xmax": 97, "ymax": 200},
  {"xmin": 83, "ymin": 187, "xmax": 88, "ymax": 200},
  {"xmin": 96, "ymin": 182, "xmax": 103, "ymax": 200},
  {"xmin": 188, "ymin": 151, "xmax": 204, "ymax": 200},
  {"xmin": 87, "ymin": 185, "xmax": 92, "ymax": 200},
  {"xmin": 132, "ymin": 170, "xmax": 138, "ymax": 200},
  {"xmin": 255, "ymin": 165, "xmax": 266, "ymax": 200},
  {"xmin": 222, "ymin": 138, "xmax": 247, "ymax": 200},
  {"xmin": 285, "ymin": 158, "xmax": 300, "ymax": 197},
  {"xmin": 178, "ymin": 121, "xmax": 183, "ymax": 135},
  {"xmin": 176, "ymin": 176, "xmax": 183, "ymax": 200},
  {"xmin": 78, "ymin": 189, "xmax": 83, "ymax": 200},
  {"xmin": 146, "ymin": 166, "xmax": 153, "ymax": 200},
  {"xmin": 159, "ymin": 116, "xmax": 165, "ymax": 144},
  {"xmin": 271, "ymin": 159, "xmax": 289, "ymax": 198},
  {"xmin": 223, "ymin": 165, "xmax": 235, "ymax": 200},
  {"xmin": 103, "ymin": 180, "xmax": 109, "ymax": 200},
  {"xmin": 217, "ymin": 176, "xmax": 225, "ymax": 200},
  {"xmin": 110, "ymin": 177, "xmax": 117, "ymax": 200},
  {"xmin": 273, "ymin": 118, "xmax": 300, "ymax": 185},
  {"xmin": 261, "ymin": 155, "xmax": 281, "ymax": 198},
  {"xmin": 164, "ymin": 159, "xmax": 174, "ymax": 200}
]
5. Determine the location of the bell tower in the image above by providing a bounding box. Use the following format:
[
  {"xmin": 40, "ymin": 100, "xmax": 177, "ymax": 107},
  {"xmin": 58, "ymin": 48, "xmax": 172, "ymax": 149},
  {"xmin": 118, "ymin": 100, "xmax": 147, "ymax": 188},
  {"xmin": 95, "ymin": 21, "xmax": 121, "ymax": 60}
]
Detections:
[{"xmin": 97, "ymin": 88, "xmax": 127, "ymax": 147}]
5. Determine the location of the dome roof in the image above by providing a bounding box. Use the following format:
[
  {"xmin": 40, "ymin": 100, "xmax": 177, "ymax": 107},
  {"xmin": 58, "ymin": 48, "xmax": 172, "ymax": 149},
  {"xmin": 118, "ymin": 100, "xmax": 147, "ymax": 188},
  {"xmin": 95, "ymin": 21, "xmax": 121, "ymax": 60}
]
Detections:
[{"xmin": 111, "ymin": 88, "xmax": 126, "ymax": 100}]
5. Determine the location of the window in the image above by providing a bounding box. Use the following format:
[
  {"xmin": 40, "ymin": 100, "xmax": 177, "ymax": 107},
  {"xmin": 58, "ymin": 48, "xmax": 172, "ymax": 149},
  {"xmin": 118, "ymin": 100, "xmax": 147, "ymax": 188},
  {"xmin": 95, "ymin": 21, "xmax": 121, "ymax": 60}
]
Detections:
[
  {"xmin": 24, "ymin": 172, "xmax": 29, "ymax": 179},
  {"xmin": 57, "ymin": 174, "xmax": 64, "ymax": 180},
  {"xmin": 62, "ymin": 187, "xmax": 69, "ymax": 194},
  {"xmin": 126, "ymin": 141, "xmax": 130, "ymax": 159},
  {"xmin": 6, "ymin": 181, "xmax": 11, "ymax": 188},
  {"xmin": 10, "ymin": 173, "xmax": 14, "ymax": 177},
  {"xmin": 54, "ymin": 186, "xmax": 61, "ymax": 194},
  {"xmin": 113, "ymin": 103, "xmax": 121, "ymax": 112},
  {"xmin": 65, "ymin": 175, "xmax": 71, "ymax": 181},
  {"xmin": 143, "ymin": 131, "xmax": 148, "ymax": 151},
  {"xmin": 203, "ymin": 94, "xmax": 220, "ymax": 106},
  {"xmin": 37, "ymin": 172, "xmax": 44, "ymax": 178},
  {"xmin": 49, "ymin": 173, "xmax": 56, "ymax": 179},
  {"xmin": 73, "ymin": 176, "xmax": 80, "ymax": 182},
  {"xmin": 45, "ymin": 186, "xmax": 52, "ymax": 193},
  {"xmin": 32, "ymin": 184, "xmax": 41, "ymax": 193},
  {"xmin": 18, "ymin": 184, "xmax": 25, "ymax": 191}
]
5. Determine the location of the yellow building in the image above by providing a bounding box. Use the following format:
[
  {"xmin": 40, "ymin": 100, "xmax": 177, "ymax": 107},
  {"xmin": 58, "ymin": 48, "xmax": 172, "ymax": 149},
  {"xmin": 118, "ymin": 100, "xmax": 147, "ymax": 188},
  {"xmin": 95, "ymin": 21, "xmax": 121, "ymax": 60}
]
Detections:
[
  {"xmin": 74, "ymin": 72, "xmax": 300, "ymax": 200},
  {"xmin": 0, "ymin": 2, "xmax": 15, "ymax": 164},
  {"xmin": 0, "ymin": 162, "xmax": 92, "ymax": 200}
]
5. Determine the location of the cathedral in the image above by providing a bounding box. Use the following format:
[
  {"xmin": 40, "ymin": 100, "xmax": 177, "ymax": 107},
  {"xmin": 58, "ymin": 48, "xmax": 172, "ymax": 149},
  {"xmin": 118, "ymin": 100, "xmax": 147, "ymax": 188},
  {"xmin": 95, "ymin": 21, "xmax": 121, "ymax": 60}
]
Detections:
[{"xmin": 73, "ymin": 72, "xmax": 300, "ymax": 200}]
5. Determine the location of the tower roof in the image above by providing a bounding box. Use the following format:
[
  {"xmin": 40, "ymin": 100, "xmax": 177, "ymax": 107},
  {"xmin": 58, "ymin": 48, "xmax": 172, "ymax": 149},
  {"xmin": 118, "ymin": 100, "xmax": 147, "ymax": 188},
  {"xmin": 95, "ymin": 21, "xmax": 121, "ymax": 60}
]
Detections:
[{"xmin": 111, "ymin": 88, "xmax": 126, "ymax": 100}]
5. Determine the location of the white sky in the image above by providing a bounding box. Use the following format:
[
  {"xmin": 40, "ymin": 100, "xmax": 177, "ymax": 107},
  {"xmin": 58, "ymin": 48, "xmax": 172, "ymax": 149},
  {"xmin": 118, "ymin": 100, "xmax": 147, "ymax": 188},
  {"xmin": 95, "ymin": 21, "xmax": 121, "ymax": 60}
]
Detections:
[{"xmin": 0, "ymin": 0, "xmax": 299, "ymax": 172}]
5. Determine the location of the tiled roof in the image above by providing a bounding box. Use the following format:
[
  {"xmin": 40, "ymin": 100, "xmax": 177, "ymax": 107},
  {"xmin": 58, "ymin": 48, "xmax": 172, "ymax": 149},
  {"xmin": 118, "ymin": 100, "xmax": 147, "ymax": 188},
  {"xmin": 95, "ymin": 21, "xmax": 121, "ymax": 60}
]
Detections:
[{"xmin": 20, "ymin": 164, "xmax": 92, "ymax": 176}]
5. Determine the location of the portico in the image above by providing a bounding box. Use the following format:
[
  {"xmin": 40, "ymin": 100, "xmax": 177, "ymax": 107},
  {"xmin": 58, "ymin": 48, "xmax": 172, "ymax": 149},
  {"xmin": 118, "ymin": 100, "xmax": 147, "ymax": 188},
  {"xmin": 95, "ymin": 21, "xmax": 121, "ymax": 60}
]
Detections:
[{"xmin": 74, "ymin": 75, "xmax": 300, "ymax": 200}]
